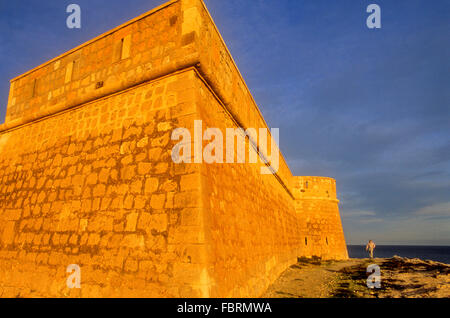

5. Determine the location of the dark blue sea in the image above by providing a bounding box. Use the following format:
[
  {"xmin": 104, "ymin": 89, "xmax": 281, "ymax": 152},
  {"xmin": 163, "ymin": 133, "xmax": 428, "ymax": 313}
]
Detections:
[{"xmin": 347, "ymin": 245, "xmax": 450, "ymax": 264}]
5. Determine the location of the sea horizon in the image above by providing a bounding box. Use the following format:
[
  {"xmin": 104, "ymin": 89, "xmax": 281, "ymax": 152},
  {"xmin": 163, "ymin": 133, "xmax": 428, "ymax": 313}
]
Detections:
[{"xmin": 347, "ymin": 245, "xmax": 450, "ymax": 264}]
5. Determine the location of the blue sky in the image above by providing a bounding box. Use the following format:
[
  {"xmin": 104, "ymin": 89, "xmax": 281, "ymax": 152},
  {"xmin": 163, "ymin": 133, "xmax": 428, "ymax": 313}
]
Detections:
[{"xmin": 0, "ymin": 0, "xmax": 449, "ymax": 245}]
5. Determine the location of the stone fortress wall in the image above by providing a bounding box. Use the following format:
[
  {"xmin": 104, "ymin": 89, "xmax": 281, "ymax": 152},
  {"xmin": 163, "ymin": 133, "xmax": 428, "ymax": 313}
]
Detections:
[
  {"xmin": 293, "ymin": 177, "xmax": 348, "ymax": 261},
  {"xmin": 0, "ymin": 0, "xmax": 348, "ymax": 297}
]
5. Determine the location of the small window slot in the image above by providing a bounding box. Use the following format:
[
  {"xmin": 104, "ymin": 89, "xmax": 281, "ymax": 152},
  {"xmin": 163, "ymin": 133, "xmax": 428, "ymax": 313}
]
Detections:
[
  {"xmin": 65, "ymin": 60, "xmax": 75, "ymax": 84},
  {"xmin": 31, "ymin": 79, "xmax": 37, "ymax": 97}
]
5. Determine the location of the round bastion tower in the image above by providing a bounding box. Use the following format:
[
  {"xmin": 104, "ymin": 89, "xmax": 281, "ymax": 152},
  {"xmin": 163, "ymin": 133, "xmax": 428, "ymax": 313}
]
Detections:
[{"xmin": 293, "ymin": 177, "xmax": 349, "ymax": 260}]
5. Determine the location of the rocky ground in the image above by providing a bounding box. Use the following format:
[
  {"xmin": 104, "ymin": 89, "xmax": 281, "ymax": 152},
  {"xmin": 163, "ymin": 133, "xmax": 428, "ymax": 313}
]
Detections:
[{"xmin": 262, "ymin": 256, "xmax": 450, "ymax": 298}]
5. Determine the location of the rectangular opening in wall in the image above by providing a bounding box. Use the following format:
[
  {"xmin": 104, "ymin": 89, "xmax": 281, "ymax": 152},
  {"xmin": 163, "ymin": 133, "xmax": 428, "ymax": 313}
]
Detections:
[
  {"xmin": 7, "ymin": 81, "xmax": 15, "ymax": 107},
  {"xmin": 31, "ymin": 79, "xmax": 37, "ymax": 97},
  {"xmin": 113, "ymin": 34, "xmax": 131, "ymax": 62},
  {"xmin": 65, "ymin": 61, "xmax": 75, "ymax": 84},
  {"xmin": 121, "ymin": 34, "xmax": 131, "ymax": 60},
  {"xmin": 113, "ymin": 38, "xmax": 123, "ymax": 62}
]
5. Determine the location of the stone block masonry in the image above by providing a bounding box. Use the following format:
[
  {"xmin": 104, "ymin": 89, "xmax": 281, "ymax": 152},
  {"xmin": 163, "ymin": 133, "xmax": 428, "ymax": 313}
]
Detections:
[{"xmin": 0, "ymin": 0, "xmax": 348, "ymax": 297}]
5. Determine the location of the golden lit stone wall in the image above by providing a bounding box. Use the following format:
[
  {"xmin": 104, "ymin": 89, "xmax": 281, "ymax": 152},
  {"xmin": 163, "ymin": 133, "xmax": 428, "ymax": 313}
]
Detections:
[
  {"xmin": 5, "ymin": 0, "xmax": 187, "ymax": 126},
  {"xmin": 194, "ymin": 74, "xmax": 302, "ymax": 297},
  {"xmin": 180, "ymin": 0, "xmax": 295, "ymax": 192},
  {"xmin": 3, "ymin": 0, "xmax": 293, "ymax": 192},
  {"xmin": 293, "ymin": 177, "xmax": 348, "ymax": 260},
  {"xmin": 0, "ymin": 69, "xmax": 212, "ymax": 297}
]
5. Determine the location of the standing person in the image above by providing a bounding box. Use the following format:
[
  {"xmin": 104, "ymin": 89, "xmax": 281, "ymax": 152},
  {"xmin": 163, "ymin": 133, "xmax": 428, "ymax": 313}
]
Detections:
[{"xmin": 366, "ymin": 240, "xmax": 376, "ymax": 259}]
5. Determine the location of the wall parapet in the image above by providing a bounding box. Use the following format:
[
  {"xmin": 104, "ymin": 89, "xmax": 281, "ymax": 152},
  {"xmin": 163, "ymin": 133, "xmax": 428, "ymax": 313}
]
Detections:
[
  {"xmin": 4, "ymin": 0, "xmax": 183, "ymax": 125},
  {"xmin": 2, "ymin": 0, "xmax": 296, "ymax": 198},
  {"xmin": 293, "ymin": 176, "xmax": 338, "ymax": 201}
]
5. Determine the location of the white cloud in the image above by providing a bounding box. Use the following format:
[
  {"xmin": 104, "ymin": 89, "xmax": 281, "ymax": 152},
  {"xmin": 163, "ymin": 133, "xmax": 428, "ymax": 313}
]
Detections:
[
  {"xmin": 342, "ymin": 210, "xmax": 377, "ymax": 217},
  {"xmin": 357, "ymin": 218, "xmax": 384, "ymax": 224},
  {"xmin": 415, "ymin": 202, "xmax": 450, "ymax": 217}
]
